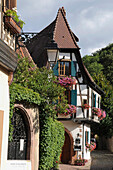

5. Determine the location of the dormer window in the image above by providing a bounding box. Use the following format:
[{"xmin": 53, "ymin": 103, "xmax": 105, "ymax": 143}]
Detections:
[{"xmin": 59, "ymin": 60, "xmax": 71, "ymax": 76}]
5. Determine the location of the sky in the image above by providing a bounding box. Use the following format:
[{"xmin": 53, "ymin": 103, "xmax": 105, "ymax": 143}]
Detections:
[{"xmin": 17, "ymin": 0, "xmax": 113, "ymax": 57}]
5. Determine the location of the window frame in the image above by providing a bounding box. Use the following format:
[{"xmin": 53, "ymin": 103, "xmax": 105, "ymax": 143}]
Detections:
[{"xmin": 58, "ymin": 59, "xmax": 71, "ymax": 76}]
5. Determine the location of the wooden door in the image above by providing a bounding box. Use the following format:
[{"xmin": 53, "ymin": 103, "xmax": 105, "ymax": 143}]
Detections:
[{"xmin": 61, "ymin": 131, "xmax": 71, "ymax": 164}]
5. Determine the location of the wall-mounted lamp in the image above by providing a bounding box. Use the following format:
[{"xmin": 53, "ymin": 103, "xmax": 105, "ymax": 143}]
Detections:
[{"xmin": 46, "ymin": 40, "xmax": 59, "ymax": 69}]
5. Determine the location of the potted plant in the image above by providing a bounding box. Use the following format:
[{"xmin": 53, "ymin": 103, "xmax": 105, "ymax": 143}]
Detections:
[
  {"xmin": 4, "ymin": 8, "xmax": 25, "ymax": 34},
  {"xmin": 74, "ymin": 159, "xmax": 86, "ymax": 166},
  {"xmin": 82, "ymin": 103, "xmax": 90, "ymax": 110}
]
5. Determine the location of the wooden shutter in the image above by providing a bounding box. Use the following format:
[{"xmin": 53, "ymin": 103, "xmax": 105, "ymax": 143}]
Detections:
[
  {"xmin": 71, "ymin": 61, "xmax": 76, "ymax": 77},
  {"xmin": 0, "ymin": 111, "xmax": 4, "ymax": 165},
  {"xmin": 71, "ymin": 89, "xmax": 77, "ymax": 106},
  {"xmin": 87, "ymin": 131, "xmax": 89, "ymax": 143},
  {"xmin": 53, "ymin": 61, "xmax": 58, "ymax": 76},
  {"xmin": 85, "ymin": 131, "xmax": 89, "ymax": 144},
  {"xmin": 98, "ymin": 97, "xmax": 100, "ymax": 108},
  {"xmin": 92, "ymin": 92, "xmax": 95, "ymax": 107}
]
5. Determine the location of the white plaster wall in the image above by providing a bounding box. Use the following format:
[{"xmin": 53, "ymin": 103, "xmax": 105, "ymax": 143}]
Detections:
[
  {"xmin": 0, "ymin": 0, "xmax": 1, "ymax": 38},
  {"xmin": 0, "ymin": 70, "xmax": 9, "ymax": 170},
  {"xmin": 84, "ymin": 124, "xmax": 91, "ymax": 160},
  {"xmin": 81, "ymin": 85, "xmax": 87, "ymax": 95},
  {"xmin": 60, "ymin": 121, "xmax": 83, "ymax": 159},
  {"xmin": 72, "ymin": 53, "xmax": 77, "ymax": 61},
  {"xmin": 77, "ymin": 95, "xmax": 81, "ymax": 106},
  {"xmin": 76, "ymin": 107, "xmax": 83, "ymax": 118}
]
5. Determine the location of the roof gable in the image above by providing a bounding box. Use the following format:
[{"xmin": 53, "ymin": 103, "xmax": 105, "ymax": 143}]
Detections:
[{"xmin": 54, "ymin": 7, "xmax": 79, "ymax": 49}]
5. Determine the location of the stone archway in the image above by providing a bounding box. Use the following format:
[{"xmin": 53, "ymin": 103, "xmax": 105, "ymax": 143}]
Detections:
[
  {"xmin": 61, "ymin": 128, "xmax": 74, "ymax": 164},
  {"xmin": 8, "ymin": 103, "xmax": 39, "ymax": 170},
  {"xmin": 8, "ymin": 106, "xmax": 31, "ymax": 160}
]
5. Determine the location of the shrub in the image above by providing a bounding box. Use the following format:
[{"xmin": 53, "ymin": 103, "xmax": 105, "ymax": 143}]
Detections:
[{"xmin": 39, "ymin": 117, "xmax": 65, "ymax": 170}]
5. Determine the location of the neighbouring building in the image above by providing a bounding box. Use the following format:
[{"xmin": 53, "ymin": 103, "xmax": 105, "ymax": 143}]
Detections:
[
  {"xmin": 0, "ymin": 1, "xmax": 40, "ymax": 170},
  {"xmin": 0, "ymin": 0, "xmax": 18, "ymax": 169},
  {"xmin": 26, "ymin": 7, "xmax": 105, "ymax": 163}
]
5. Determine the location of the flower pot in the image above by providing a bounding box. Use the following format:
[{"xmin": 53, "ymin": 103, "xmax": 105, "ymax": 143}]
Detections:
[{"xmin": 4, "ymin": 16, "xmax": 21, "ymax": 34}]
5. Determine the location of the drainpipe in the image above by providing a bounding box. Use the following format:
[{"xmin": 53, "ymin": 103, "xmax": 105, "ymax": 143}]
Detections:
[{"xmin": 82, "ymin": 123, "xmax": 85, "ymax": 159}]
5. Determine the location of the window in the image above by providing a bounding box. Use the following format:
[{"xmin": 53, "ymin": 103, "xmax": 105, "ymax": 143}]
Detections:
[
  {"xmin": 8, "ymin": 108, "xmax": 30, "ymax": 160},
  {"xmin": 59, "ymin": 60, "xmax": 71, "ymax": 76},
  {"xmin": 92, "ymin": 93, "xmax": 96, "ymax": 107}
]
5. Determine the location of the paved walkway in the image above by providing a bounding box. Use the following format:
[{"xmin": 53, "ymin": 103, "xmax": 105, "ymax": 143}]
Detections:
[
  {"xmin": 59, "ymin": 150, "xmax": 113, "ymax": 170},
  {"xmin": 91, "ymin": 150, "xmax": 113, "ymax": 170},
  {"xmin": 59, "ymin": 159, "xmax": 91, "ymax": 170}
]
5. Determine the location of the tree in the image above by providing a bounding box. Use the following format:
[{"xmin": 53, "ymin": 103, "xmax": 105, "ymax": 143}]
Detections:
[
  {"xmin": 82, "ymin": 44, "xmax": 113, "ymax": 137},
  {"xmin": 10, "ymin": 55, "xmax": 67, "ymax": 169}
]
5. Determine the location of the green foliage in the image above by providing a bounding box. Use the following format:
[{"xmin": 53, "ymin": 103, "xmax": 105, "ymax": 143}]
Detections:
[
  {"xmin": 83, "ymin": 44, "xmax": 113, "ymax": 137},
  {"xmin": 9, "ymin": 83, "xmax": 41, "ymax": 140},
  {"xmin": 10, "ymin": 55, "xmax": 66, "ymax": 168},
  {"xmin": 39, "ymin": 117, "xmax": 65, "ymax": 170},
  {"xmin": 5, "ymin": 9, "xmax": 25, "ymax": 28},
  {"xmin": 83, "ymin": 43, "xmax": 113, "ymax": 85}
]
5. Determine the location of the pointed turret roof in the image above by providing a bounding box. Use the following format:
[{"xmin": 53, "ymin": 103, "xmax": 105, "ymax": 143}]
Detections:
[{"xmin": 26, "ymin": 7, "xmax": 79, "ymax": 67}]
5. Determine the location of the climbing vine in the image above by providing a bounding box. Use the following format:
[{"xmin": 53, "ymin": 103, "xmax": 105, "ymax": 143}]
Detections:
[{"xmin": 9, "ymin": 55, "xmax": 66, "ymax": 169}]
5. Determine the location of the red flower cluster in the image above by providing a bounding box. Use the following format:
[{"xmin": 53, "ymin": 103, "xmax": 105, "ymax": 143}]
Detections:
[
  {"xmin": 92, "ymin": 107, "xmax": 106, "ymax": 120},
  {"xmin": 57, "ymin": 76, "xmax": 76, "ymax": 87},
  {"xmin": 86, "ymin": 142, "xmax": 96, "ymax": 152},
  {"xmin": 82, "ymin": 104, "xmax": 90, "ymax": 110}
]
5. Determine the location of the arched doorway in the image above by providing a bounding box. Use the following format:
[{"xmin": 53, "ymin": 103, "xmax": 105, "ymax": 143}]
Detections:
[
  {"xmin": 8, "ymin": 107, "xmax": 31, "ymax": 160},
  {"xmin": 61, "ymin": 128, "xmax": 74, "ymax": 164}
]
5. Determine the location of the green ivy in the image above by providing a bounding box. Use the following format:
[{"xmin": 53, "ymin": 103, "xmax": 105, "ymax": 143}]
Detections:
[
  {"xmin": 9, "ymin": 55, "xmax": 66, "ymax": 168},
  {"xmin": 39, "ymin": 117, "xmax": 65, "ymax": 170}
]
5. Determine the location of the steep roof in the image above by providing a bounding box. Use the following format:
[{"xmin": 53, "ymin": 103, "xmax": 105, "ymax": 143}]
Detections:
[
  {"xmin": 25, "ymin": 7, "xmax": 104, "ymax": 95},
  {"xmin": 26, "ymin": 7, "xmax": 79, "ymax": 67}
]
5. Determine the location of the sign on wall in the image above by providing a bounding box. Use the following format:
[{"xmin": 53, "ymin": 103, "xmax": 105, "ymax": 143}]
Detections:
[{"xmin": 6, "ymin": 161, "xmax": 31, "ymax": 170}]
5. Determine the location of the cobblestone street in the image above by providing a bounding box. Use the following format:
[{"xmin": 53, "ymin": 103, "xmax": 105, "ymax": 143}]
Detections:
[{"xmin": 59, "ymin": 150, "xmax": 113, "ymax": 170}]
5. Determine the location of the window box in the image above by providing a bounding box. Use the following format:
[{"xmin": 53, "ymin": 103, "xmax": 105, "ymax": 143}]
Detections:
[{"xmin": 4, "ymin": 16, "xmax": 21, "ymax": 34}]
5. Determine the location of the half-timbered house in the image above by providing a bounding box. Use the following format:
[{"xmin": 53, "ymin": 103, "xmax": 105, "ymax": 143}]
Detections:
[{"xmin": 26, "ymin": 7, "xmax": 104, "ymax": 163}]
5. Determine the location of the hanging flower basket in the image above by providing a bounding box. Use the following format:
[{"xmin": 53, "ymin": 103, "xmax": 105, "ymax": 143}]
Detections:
[
  {"xmin": 92, "ymin": 107, "xmax": 106, "ymax": 120},
  {"xmin": 55, "ymin": 104, "xmax": 76, "ymax": 116},
  {"xmin": 86, "ymin": 142, "xmax": 96, "ymax": 152},
  {"xmin": 82, "ymin": 104, "xmax": 90, "ymax": 110},
  {"xmin": 57, "ymin": 76, "xmax": 76, "ymax": 88}
]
